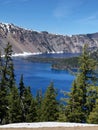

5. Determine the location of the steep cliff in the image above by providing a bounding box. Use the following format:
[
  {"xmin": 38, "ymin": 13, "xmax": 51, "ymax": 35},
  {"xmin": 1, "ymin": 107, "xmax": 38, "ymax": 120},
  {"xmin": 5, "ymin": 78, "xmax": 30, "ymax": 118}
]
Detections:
[{"xmin": 0, "ymin": 22, "xmax": 98, "ymax": 54}]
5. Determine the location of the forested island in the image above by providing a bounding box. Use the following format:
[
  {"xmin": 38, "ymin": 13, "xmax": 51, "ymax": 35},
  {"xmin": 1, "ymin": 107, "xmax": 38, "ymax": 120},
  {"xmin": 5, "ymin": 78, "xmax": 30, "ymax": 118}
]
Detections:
[
  {"xmin": 25, "ymin": 49, "xmax": 98, "ymax": 71},
  {"xmin": 0, "ymin": 43, "xmax": 98, "ymax": 125},
  {"xmin": 26, "ymin": 56, "xmax": 79, "ymax": 71}
]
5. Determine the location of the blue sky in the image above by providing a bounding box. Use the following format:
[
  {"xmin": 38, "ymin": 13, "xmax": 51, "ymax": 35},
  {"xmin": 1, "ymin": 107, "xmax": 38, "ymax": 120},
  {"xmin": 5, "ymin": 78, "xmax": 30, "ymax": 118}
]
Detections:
[{"xmin": 0, "ymin": 0, "xmax": 98, "ymax": 35}]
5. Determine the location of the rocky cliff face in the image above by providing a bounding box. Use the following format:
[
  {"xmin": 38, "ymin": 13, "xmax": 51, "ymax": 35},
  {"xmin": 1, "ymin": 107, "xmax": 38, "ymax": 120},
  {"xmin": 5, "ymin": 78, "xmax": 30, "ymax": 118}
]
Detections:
[{"xmin": 0, "ymin": 22, "xmax": 98, "ymax": 55}]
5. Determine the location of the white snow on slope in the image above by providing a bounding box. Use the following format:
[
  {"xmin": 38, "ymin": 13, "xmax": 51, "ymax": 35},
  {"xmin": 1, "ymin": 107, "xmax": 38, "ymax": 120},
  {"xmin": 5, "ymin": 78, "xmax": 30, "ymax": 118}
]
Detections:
[
  {"xmin": 11, "ymin": 51, "xmax": 64, "ymax": 57},
  {"xmin": 12, "ymin": 52, "xmax": 42, "ymax": 57},
  {"xmin": 0, "ymin": 122, "xmax": 98, "ymax": 128},
  {"xmin": 1, "ymin": 51, "xmax": 64, "ymax": 57},
  {"xmin": 1, "ymin": 52, "xmax": 43, "ymax": 57}
]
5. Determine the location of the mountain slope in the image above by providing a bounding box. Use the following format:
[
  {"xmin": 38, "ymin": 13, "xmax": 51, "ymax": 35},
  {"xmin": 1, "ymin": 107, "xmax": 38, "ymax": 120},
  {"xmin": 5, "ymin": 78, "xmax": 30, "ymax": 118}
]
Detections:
[{"xmin": 0, "ymin": 22, "xmax": 98, "ymax": 54}]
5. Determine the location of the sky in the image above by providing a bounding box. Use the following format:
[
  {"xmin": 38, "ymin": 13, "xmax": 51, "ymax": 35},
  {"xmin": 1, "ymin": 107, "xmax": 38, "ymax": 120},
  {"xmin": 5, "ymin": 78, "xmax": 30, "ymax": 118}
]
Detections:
[{"xmin": 0, "ymin": 0, "xmax": 98, "ymax": 35}]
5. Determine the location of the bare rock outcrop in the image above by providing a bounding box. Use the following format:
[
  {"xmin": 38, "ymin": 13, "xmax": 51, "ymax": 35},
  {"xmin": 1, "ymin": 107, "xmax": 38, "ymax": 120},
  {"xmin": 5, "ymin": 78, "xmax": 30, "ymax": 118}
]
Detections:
[{"xmin": 0, "ymin": 22, "xmax": 98, "ymax": 54}]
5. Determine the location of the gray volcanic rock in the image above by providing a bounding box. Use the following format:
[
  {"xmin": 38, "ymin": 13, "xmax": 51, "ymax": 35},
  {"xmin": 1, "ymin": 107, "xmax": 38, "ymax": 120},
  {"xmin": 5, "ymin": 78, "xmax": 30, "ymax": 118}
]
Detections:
[{"xmin": 0, "ymin": 22, "xmax": 98, "ymax": 55}]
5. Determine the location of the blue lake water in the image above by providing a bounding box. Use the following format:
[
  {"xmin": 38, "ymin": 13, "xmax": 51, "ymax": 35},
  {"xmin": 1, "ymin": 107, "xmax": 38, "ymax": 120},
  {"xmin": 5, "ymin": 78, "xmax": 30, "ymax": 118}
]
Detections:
[{"xmin": 13, "ymin": 53, "xmax": 77, "ymax": 99}]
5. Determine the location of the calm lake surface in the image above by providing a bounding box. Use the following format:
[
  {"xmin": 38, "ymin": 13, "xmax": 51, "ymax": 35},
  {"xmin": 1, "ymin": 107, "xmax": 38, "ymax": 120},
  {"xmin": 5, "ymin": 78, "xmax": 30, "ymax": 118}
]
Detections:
[{"xmin": 13, "ymin": 53, "xmax": 77, "ymax": 99}]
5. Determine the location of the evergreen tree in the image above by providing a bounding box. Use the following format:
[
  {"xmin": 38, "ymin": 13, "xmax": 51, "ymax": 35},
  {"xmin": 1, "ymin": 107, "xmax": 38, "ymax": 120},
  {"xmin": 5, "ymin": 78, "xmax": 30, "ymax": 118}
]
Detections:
[
  {"xmin": 0, "ymin": 51, "xmax": 2, "ymax": 78},
  {"xmin": 18, "ymin": 74, "xmax": 37, "ymax": 122},
  {"xmin": 0, "ymin": 51, "xmax": 6, "ymax": 124},
  {"xmin": 18, "ymin": 74, "xmax": 25, "ymax": 122},
  {"xmin": 0, "ymin": 43, "xmax": 14, "ymax": 124},
  {"xmin": 87, "ymin": 98, "xmax": 98, "ymax": 124},
  {"xmin": 86, "ymin": 85, "xmax": 98, "ymax": 116},
  {"xmin": 58, "ymin": 104, "xmax": 66, "ymax": 122},
  {"xmin": 36, "ymin": 89, "xmax": 43, "ymax": 121},
  {"xmin": 41, "ymin": 82, "xmax": 59, "ymax": 121},
  {"xmin": 8, "ymin": 62, "xmax": 15, "ymax": 91},
  {"xmin": 0, "ymin": 43, "xmax": 37, "ymax": 124},
  {"xmin": 0, "ymin": 81, "xmax": 8, "ymax": 124},
  {"xmin": 2, "ymin": 43, "xmax": 13, "ymax": 86},
  {"xmin": 26, "ymin": 97, "xmax": 37, "ymax": 122},
  {"xmin": 0, "ymin": 43, "xmax": 15, "ymax": 92},
  {"xmin": 87, "ymin": 87, "xmax": 98, "ymax": 124},
  {"xmin": 65, "ymin": 44, "xmax": 97, "ymax": 123},
  {"xmin": 65, "ymin": 80, "xmax": 85, "ymax": 122},
  {"xmin": 19, "ymin": 74, "xmax": 25, "ymax": 98},
  {"xmin": 8, "ymin": 86, "xmax": 22, "ymax": 123},
  {"xmin": 23, "ymin": 87, "xmax": 34, "ymax": 122}
]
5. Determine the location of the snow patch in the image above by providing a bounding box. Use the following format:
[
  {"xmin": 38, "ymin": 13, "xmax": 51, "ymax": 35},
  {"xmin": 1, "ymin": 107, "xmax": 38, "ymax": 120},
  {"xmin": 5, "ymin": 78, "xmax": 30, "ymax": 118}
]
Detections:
[
  {"xmin": 11, "ymin": 51, "xmax": 64, "ymax": 57},
  {"xmin": 12, "ymin": 52, "xmax": 42, "ymax": 57},
  {"xmin": 0, "ymin": 122, "xmax": 98, "ymax": 128},
  {"xmin": 2, "ymin": 51, "xmax": 65, "ymax": 57},
  {"xmin": 0, "ymin": 22, "xmax": 11, "ymax": 33},
  {"xmin": 1, "ymin": 52, "xmax": 42, "ymax": 57},
  {"xmin": 47, "ymin": 51, "xmax": 64, "ymax": 54},
  {"xmin": 6, "ymin": 24, "xmax": 10, "ymax": 32}
]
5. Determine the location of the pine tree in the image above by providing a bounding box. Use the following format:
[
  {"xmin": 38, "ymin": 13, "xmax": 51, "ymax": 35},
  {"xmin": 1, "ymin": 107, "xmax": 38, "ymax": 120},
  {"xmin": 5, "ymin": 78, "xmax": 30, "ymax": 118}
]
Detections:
[
  {"xmin": 0, "ymin": 43, "xmax": 15, "ymax": 92},
  {"xmin": 0, "ymin": 43, "xmax": 15, "ymax": 124},
  {"xmin": 19, "ymin": 74, "xmax": 25, "ymax": 98},
  {"xmin": 18, "ymin": 74, "xmax": 37, "ymax": 122},
  {"xmin": 0, "ymin": 51, "xmax": 6, "ymax": 124},
  {"xmin": 8, "ymin": 62, "xmax": 15, "ymax": 91},
  {"xmin": 65, "ymin": 80, "xmax": 85, "ymax": 122},
  {"xmin": 2, "ymin": 43, "xmax": 13, "ymax": 85},
  {"xmin": 36, "ymin": 89, "xmax": 43, "ymax": 121},
  {"xmin": 41, "ymin": 82, "xmax": 59, "ymax": 121},
  {"xmin": 65, "ymin": 44, "xmax": 97, "ymax": 123},
  {"xmin": 0, "ymin": 81, "xmax": 8, "ymax": 124},
  {"xmin": 8, "ymin": 86, "xmax": 22, "ymax": 123},
  {"xmin": 87, "ymin": 99, "xmax": 98, "ymax": 124},
  {"xmin": 23, "ymin": 87, "xmax": 34, "ymax": 122},
  {"xmin": 26, "ymin": 97, "xmax": 37, "ymax": 122},
  {"xmin": 58, "ymin": 104, "xmax": 66, "ymax": 122},
  {"xmin": 18, "ymin": 74, "xmax": 25, "ymax": 122}
]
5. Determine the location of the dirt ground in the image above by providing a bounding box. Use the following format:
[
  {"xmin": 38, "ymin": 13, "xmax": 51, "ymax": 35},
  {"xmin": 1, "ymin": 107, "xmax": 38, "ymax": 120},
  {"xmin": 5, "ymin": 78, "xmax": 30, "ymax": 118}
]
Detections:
[{"xmin": 0, "ymin": 127, "xmax": 98, "ymax": 130}]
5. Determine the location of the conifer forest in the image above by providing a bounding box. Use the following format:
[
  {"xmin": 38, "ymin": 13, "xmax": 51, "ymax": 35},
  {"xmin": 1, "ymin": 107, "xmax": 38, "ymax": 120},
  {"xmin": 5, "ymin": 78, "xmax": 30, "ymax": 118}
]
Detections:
[{"xmin": 0, "ymin": 43, "xmax": 98, "ymax": 125}]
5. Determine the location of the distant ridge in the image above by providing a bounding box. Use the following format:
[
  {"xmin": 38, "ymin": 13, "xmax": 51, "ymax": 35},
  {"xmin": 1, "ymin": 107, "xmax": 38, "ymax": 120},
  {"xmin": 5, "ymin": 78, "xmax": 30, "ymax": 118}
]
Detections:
[{"xmin": 0, "ymin": 22, "xmax": 98, "ymax": 55}]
